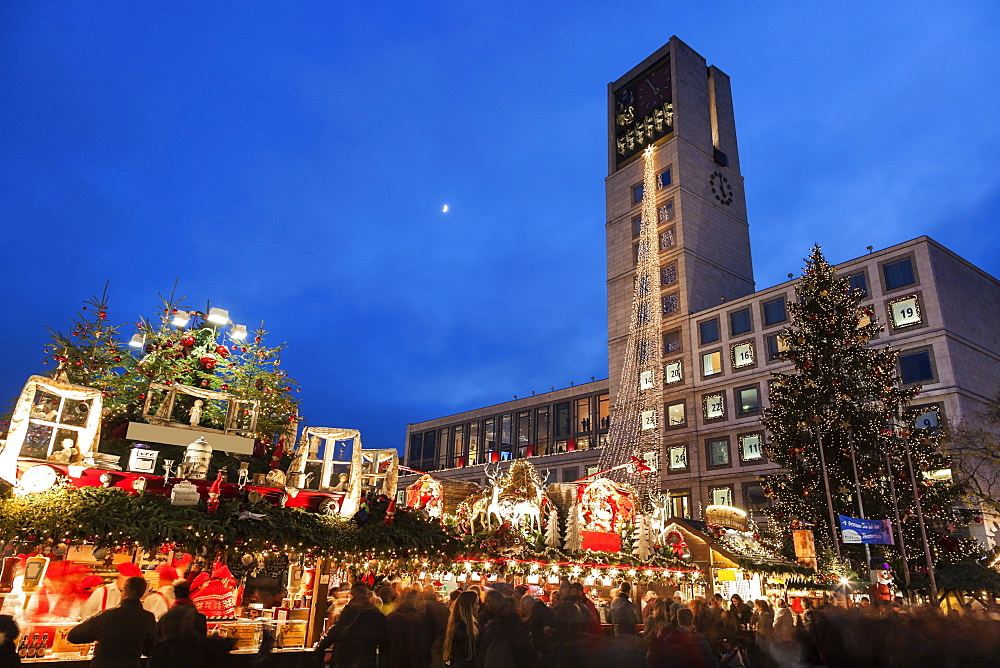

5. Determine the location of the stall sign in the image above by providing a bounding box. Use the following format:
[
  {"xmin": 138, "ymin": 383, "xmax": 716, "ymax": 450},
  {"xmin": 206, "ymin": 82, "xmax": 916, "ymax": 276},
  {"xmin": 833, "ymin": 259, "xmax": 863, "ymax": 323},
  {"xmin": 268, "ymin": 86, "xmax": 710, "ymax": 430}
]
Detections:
[
  {"xmin": 838, "ymin": 515, "xmax": 894, "ymax": 545},
  {"xmin": 52, "ymin": 626, "xmax": 92, "ymax": 656},
  {"xmin": 277, "ymin": 623, "xmax": 306, "ymax": 648},
  {"xmin": 704, "ymin": 505, "xmax": 749, "ymax": 531}
]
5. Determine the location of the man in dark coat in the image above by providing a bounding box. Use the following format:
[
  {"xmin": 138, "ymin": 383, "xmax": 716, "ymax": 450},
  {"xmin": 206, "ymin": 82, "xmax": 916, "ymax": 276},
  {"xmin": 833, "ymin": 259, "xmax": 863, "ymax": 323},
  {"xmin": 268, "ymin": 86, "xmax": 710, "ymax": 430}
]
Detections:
[
  {"xmin": 610, "ymin": 582, "xmax": 639, "ymax": 635},
  {"xmin": 67, "ymin": 575, "xmax": 158, "ymax": 667},
  {"xmin": 314, "ymin": 583, "xmax": 388, "ymax": 668}
]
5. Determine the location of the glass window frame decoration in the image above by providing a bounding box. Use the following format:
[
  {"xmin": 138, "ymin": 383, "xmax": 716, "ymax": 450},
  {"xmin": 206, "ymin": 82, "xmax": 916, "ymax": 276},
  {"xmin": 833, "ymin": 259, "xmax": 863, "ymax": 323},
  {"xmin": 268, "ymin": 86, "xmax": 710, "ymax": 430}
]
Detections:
[
  {"xmin": 710, "ymin": 486, "xmax": 733, "ymax": 507},
  {"xmin": 707, "ymin": 438, "xmax": 731, "ymax": 468},
  {"xmin": 142, "ymin": 382, "xmax": 260, "ymax": 436},
  {"xmin": 888, "ymin": 294, "xmax": 922, "ymax": 329},
  {"xmin": 731, "ymin": 340, "xmax": 755, "ymax": 369},
  {"xmin": 736, "ymin": 386, "xmax": 760, "ymax": 415},
  {"xmin": 668, "ymin": 444, "xmax": 688, "ymax": 471},
  {"xmin": 911, "ymin": 404, "xmax": 942, "ymax": 431},
  {"xmin": 738, "ymin": 432, "xmax": 765, "ymax": 463},
  {"xmin": 664, "ymin": 360, "xmax": 683, "ymax": 385},
  {"xmin": 703, "ymin": 393, "xmax": 726, "ymax": 421}
]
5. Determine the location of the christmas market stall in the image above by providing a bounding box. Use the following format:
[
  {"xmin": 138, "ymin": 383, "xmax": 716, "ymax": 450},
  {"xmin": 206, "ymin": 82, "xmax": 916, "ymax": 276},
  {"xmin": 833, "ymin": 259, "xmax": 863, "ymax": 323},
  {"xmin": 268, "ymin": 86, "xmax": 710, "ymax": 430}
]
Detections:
[{"xmin": 0, "ymin": 292, "xmax": 460, "ymax": 664}]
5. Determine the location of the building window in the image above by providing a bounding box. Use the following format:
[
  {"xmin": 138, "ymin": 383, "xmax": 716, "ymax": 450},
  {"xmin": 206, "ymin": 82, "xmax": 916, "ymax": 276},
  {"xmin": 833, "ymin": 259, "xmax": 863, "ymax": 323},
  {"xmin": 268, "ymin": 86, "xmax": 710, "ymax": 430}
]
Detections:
[
  {"xmin": 899, "ymin": 350, "xmax": 934, "ymax": 384},
  {"xmin": 912, "ymin": 405, "xmax": 942, "ymax": 431},
  {"xmin": 632, "ymin": 216, "xmax": 642, "ymax": 238},
  {"xmin": 659, "ymin": 228, "xmax": 675, "ymax": 250},
  {"xmin": 663, "ymin": 329, "xmax": 682, "ymax": 354},
  {"xmin": 585, "ymin": 465, "xmax": 600, "ymax": 478},
  {"xmin": 575, "ymin": 398, "xmax": 592, "ymax": 433},
  {"xmin": 730, "ymin": 308, "xmax": 752, "ymax": 336},
  {"xmin": 700, "ymin": 319, "xmax": 720, "ymax": 345},
  {"xmin": 848, "ymin": 272, "xmax": 868, "ymax": 297},
  {"xmin": 766, "ymin": 333, "xmax": 789, "ymax": 361},
  {"xmin": 662, "ymin": 293, "xmax": 680, "ymax": 315},
  {"xmin": 554, "ymin": 402, "xmax": 571, "ymax": 437},
  {"xmin": 483, "ymin": 418, "xmax": 496, "ymax": 461},
  {"xmin": 702, "ymin": 351, "xmax": 723, "ymax": 377},
  {"xmin": 763, "ymin": 297, "xmax": 787, "ymax": 326},
  {"xmin": 517, "ymin": 411, "xmax": 530, "ymax": 458},
  {"xmin": 731, "ymin": 340, "xmax": 755, "ymax": 369},
  {"xmin": 666, "ymin": 401, "xmax": 685, "ymax": 427},
  {"xmin": 661, "ymin": 264, "xmax": 678, "ymax": 286},
  {"xmin": 739, "ymin": 432, "xmax": 764, "ymax": 462},
  {"xmin": 468, "ymin": 421, "xmax": 481, "ymax": 465},
  {"xmin": 408, "ymin": 433, "xmax": 423, "ymax": 467},
  {"xmin": 535, "ymin": 407, "xmax": 550, "ymax": 456},
  {"xmin": 453, "ymin": 424, "xmax": 466, "ymax": 466},
  {"xmin": 500, "ymin": 414, "xmax": 513, "ymax": 460},
  {"xmin": 703, "ymin": 393, "xmax": 726, "ymax": 421},
  {"xmin": 707, "ymin": 438, "xmax": 730, "ymax": 467},
  {"xmin": 736, "ymin": 386, "xmax": 760, "ymax": 415},
  {"xmin": 710, "ymin": 486, "xmax": 733, "ymax": 507},
  {"xmin": 659, "ymin": 201, "xmax": 674, "ymax": 224},
  {"xmin": 883, "ymin": 257, "xmax": 916, "ymax": 290},
  {"xmin": 664, "ymin": 360, "xmax": 683, "ymax": 384},
  {"xmin": 670, "ymin": 492, "xmax": 692, "ymax": 519},
  {"xmin": 668, "ymin": 444, "xmax": 688, "ymax": 470},
  {"xmin": 562, "ymin": 467, "xmax": 579, "ymax": 483},
  {"xmin": 598, "ymin": 394, "xmax": 610, "ymax": 429},
  {"xmin": 658, "ymin": 169, "xmax": 672, "ymax": 189},
  {"xmin": 632, "ymin": 183, "xmax": 644, "ymax": 204},
  {"xmin": 744, "ymin": 482, "xmax": 770, "ymax": 514},
  {"xmin": 423, "ymin": 430, "xmax": 437, "ymax": 470},
  {"xmin": 888, "ymin": 295, "xmax": 922, "ymax": 329}
]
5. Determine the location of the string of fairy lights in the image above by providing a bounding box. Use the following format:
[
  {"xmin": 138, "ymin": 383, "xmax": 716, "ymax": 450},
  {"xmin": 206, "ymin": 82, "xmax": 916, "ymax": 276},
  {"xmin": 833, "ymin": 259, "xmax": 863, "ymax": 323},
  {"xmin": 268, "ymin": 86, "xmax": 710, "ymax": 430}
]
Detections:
[{"xmin": 599, "ymin": 144, "xmax": 664, "ymax": 504}]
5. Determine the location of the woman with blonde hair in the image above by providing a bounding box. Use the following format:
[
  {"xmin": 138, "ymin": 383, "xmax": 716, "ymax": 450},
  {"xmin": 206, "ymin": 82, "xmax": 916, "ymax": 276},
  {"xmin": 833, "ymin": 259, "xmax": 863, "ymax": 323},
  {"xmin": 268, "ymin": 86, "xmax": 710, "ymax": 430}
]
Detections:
[{"xmin": 443, "ymin": 590, "xmax": 479, "ymax": 668}]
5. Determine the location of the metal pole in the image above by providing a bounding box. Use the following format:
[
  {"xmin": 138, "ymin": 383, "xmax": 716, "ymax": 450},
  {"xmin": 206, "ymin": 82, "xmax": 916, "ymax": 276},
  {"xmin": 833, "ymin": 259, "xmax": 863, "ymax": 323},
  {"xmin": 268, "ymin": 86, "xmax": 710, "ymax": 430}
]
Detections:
[
  {"xmin": 847, "ymin": 435, "xmax": 873, "ymax": 574},
  {"xmin": 903, "ymin": 435, "xmax": 938, "ymax": 604},
  {"xmin": 885, "ymin": 451, "xmax": 912, "ymax": 591},
  {"xmin": 815, "ymin": 428, "xmax": 842, "ymax": 559}
]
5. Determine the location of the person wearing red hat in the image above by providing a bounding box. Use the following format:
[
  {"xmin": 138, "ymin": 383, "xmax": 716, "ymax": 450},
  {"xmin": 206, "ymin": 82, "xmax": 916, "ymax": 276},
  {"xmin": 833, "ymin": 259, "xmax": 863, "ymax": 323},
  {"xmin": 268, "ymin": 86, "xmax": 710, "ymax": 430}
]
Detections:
[
  {"xmin": 25, "ymin": 561, "xmax": 92, "ymax": 622},
  {"xmin": 142, "ymin": 564, "xmax": 179, "ymax": 620},
  {"xmin": 80, "ymin": 562, "xmax": 145, "ymax": 620}
]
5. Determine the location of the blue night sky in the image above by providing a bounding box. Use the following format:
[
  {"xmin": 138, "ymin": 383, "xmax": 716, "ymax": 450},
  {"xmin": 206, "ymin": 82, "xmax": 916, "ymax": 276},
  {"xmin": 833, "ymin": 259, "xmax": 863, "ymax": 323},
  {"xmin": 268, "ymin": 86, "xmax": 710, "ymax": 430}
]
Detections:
[{"xmin": 2, "ymin": 2, "xmax": 998, "ymax": 453}]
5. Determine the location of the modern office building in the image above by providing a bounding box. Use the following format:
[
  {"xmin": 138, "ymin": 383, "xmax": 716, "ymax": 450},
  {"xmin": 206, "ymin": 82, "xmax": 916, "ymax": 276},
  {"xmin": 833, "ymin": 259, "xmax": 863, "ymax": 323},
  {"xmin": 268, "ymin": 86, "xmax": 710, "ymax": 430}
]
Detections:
[{"xmin": 400, "ymin": 38, "xmax": 1000, "ymax": 526}]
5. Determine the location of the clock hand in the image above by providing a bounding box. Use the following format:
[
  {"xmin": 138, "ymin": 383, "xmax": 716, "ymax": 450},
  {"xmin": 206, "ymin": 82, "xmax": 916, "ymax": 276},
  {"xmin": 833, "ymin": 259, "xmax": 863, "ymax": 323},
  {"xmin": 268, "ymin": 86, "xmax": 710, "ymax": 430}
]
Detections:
[{"xmin": 645, "ymin": 78, "xmax": 660, "ymax": 95}]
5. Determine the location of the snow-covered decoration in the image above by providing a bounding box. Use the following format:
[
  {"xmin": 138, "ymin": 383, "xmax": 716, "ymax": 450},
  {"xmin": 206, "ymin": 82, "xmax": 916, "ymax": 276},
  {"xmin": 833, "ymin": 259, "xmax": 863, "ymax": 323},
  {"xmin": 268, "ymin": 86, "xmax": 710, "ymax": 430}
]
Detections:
[
  {"xmin": 564, "ymin": 502, "xmax": 583, "ymax": 552},
  {"xmin": 635, "ymin": 513, "xmax": 654, "ymax": 561},
  {"xmin": 544, "ymin": 506, "xmax": 561, "ymax": 549},
  {"xmin": 467, "ymin": 461, "xmax": 548, "ymax": 533}
]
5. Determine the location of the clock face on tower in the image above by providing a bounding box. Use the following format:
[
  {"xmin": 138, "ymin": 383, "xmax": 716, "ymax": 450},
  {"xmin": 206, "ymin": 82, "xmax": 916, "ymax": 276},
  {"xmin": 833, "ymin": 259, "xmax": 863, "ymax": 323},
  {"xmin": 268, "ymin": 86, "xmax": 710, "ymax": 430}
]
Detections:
[
  {"xmin": 635, "ymin": 63, "xmax": 671, "ymax": 118},
  {"xmin": 709, "ymin": 171, "xmax": 734, "ymax": 206},
  {"xmin": 613, "ymin": 55, "xmax": 673, "ymax": 167}
]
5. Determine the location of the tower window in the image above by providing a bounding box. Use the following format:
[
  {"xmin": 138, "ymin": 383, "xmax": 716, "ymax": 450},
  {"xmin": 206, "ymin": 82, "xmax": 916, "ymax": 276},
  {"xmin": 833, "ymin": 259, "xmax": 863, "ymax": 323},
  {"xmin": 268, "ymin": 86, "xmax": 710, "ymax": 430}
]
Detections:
[
  {"xmin": 700, "ymin": 319, "xmax": 720, "ymax": 344},
  {"xmin": 848, "ymin": 272, "xmax": 868, "ymax": 297},
  {"xmin": 883, "ymin": 258, "xmax": 916, "ymax": 290},
  {"xmin": 899, "ymin": 350, "xmax": 934, "ymax": 384},
  {"xmin": 632, "ymin": 183, "xmax": 645, "ymax": 204},
  {"xmin": 658, "ymin": 169, "xmax": 672, "ymax": 189},
  {"xmin": 763, "ymin": 297, "xmax": 787, "ymax": 326},
  {"xmin": 730, "ymin": 308, "xmax": 752, "ymax": 335}
]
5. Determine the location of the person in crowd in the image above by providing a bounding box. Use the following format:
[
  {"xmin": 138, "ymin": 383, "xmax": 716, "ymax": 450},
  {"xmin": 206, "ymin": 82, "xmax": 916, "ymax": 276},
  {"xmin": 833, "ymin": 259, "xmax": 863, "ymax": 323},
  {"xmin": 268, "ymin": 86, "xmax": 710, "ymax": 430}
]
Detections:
[
  {"xmin": 644, "ymin": 599, "xmax": 674, "ymax": 666},
  {"xmin": 569, "ymin": 582, "xmax": 602, "ymax": 636},
  {"xmin": 142, "ymin": 563, "xmax": 179, "ymax": 621},
  {"xmin": 610, "ymin": 581, "xmax": 640, "ymax": 636},
  {"xmin": 550, "ymin": 581, "xmax": 593, "ymax": 668},
  {"xmin": 314, "ymin": 583, "xmax": 387, "ymax": 668},
  {"xmin": 0, "ymin": 614, "xmax": 19, "ymax": 668},
  {"xmin": 79, "ymin": 561, "xmax": 143, "ymax": 619},
  {"xmin": 479, "ymin": 596, "xmax": 537, "ymax": 667},
  {"xmin": 419, "ymin": 586, "xmax": 450, "ymax": 668},
  {"xmin": 385, "ymin": 589, "xmax": 430, "ymax": 668},
  {"xmin": 147, "ymin": 588, "xmax": 234, "ymax": 668},
  {"xmin": 729, "ymin": 594, "xmax": 753, "ymax": 630},
  {"xmin": 751, "ymin": 599, "xmax": 775, "ymax": 668},
  {"xmin": 448, "ymin": 589, "xmax": 463, "ymax": 605},
  {"xmin": 158, "ymin": 581, "xmax": 207, "ymax": 636},
  {"xmin": 376, "ymin": 584, "xmax": 395, "ymax": 616},
  {"xmin": 476, "ymin": 588, "xmax": 505, "ymax": 631},
  {"xmin": 770, "ymin": 599, "xmax": 802, "ymax": 668},
  {"xmin": 513, "ymin": 585, "xmax": 528, "ymax": 606},
  {"xmin": 641, "ymin": 590, "xmax": 660, "ymax": 621},
  {"xmin": 519, "ymin": 594, "xmax": 557, "ymax": 662},
  {"xmin": 659, "ymin": 607, "xmax": 717, "ymax": 668},
  {"xmin": 442, "ymin": 590, "xmax": 479, "ymax": 668},
  {"xmin": 67, "ymin": 576, "xmax": 158, "ymax": 667}
]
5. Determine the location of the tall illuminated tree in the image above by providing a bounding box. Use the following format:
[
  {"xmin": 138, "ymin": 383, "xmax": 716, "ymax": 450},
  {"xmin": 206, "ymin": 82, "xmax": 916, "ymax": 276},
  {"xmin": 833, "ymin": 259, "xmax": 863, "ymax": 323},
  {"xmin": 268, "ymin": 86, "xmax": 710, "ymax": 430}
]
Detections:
[{"xmin": 759, "ymin": 246, "xmax": 977, "ymax": 574}]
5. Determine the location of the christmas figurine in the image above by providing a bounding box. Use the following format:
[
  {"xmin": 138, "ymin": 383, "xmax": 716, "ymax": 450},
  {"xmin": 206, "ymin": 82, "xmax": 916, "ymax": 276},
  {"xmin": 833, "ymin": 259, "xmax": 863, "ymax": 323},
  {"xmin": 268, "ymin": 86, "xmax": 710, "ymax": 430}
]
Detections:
[
  {"xmin": 206, "ymin": 469, "xmax": 224, "ymax": 514},
  {"xmin": 189, "ymin": 399, "xmax": 203, "ymax": 426},
  {"xmin": 237, "ymin": 461, "xmax": 250, "ymax": 488},
  {"xmin": 384, "ymin": 497, "xmax": 397, "ymax": 525}
]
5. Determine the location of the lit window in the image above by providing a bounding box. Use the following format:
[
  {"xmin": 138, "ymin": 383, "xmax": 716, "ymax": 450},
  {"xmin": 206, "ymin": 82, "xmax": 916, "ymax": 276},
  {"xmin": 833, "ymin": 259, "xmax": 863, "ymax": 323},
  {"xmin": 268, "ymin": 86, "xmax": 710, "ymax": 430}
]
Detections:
[
  {"xmin": 765, "ymin": 334, "xmax": 787, "ymax": 361},
  {"xmin": 883, "ymin": 257, "xmax": 915, "ymax": 290},
  {"xmin": 732, "ymin": 341, "xmax": 755, "ymax": 369},
  {"xmin": 664, "ymin": 360, "xmax": 683, "ymax": 384},
  {"xmin": 667, "ymin": 402, "xmax": 685, "ymax": 426},
  {"xmin": 739, "ymin": 433, "xmax": 764, "ymax": 462},
  {"xmin": 899, "ymin": 350, "xmax": 933, "ymax": 384},
  {"xmin": 700, "ymin": 319, "xmax": 720, "ymax": 344},
  {"xmin": 702, "ymin": 351, "xmax": 723, "ymax": 376},
  {"xmin": 888, "ymin": 295, "xmax": 921, "ymax": 329},
  {"xmin": 703, "ymin": 393, "xmax": 725, "ymax": 420},
  {"xmin": 737, "ymin": 387, "xmax": 760, "ymax": 414},
  {"xmin": 763, "ymin": 297, "xmax": 787, "ymax": 326},
  {"xmin": 659, "ymin": 201, "xmax": 674, "ymax": 223},
  {"xmin": 668, "ymin": 445, "xmax": 688, "ymax": 470},
  {"xmin": 657, "ymin": 169, "xmax": 671, "ymax": 189},
  {"xmin": 663, "ymin": 330, "xmax": 681, "ymax": 354},
  {"xmin": 730, "ymin": 308, "xmax": 752, "ymax": 335},
  {"xmin": 670, "ymin": 493, "xmax": 692, "ymax": 518},
  {"xmin": 708, "ymin": 439, "xmax": 730, "ymax": 467},
  {"xmin": 913, "ymin": 406, "xmax": 940, "ymax": 430},
  {"xmin": 711, "ymin": 486, "xmax": 733, "ymax": 506}
]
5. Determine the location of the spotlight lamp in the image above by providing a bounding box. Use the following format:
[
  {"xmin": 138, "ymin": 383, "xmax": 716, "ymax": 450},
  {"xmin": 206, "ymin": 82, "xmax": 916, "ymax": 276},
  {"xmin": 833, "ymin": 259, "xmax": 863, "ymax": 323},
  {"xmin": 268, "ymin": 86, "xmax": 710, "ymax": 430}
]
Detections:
[
  {"xmin": 172, "ymin": 311, "xmax": 191, "ymax": 328},
  {"xmin": 128, "ymin": 333, "xmax": 145, "ymax": 348},
  {"xmin": 207, "ymin": 307, "xmax": 230, "ymax": 325},
  {"xmin": 230, "ymin": 324, "xmax": 248, "ymax": 340}
]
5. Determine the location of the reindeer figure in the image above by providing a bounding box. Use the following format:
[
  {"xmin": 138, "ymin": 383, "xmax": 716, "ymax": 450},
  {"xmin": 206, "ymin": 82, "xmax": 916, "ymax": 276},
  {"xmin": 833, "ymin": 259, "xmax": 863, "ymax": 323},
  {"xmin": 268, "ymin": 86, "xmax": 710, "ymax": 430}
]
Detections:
[
  {"xmin": 469, "ymin": 462, "xmax": 504, "ymax": 532},
  {"xmin": 649, "ymin": 490, "xmax": 671, "ymax": 544}
]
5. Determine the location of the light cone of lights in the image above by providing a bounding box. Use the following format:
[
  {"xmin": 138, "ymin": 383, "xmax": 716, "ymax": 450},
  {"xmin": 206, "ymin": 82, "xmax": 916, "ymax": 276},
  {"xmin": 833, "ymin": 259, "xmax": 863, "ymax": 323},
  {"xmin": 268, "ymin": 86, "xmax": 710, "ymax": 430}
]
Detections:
[{"xmin": 598, "ymin": 144, "xmax": 663, "ymax": 505}]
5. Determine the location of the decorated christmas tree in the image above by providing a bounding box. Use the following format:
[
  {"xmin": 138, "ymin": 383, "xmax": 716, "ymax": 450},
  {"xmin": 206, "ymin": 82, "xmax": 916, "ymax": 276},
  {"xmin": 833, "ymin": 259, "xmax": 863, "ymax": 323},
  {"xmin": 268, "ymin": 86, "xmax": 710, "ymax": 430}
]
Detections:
[{"xmin": 759, "ymin": 245, "xmax": 978, "ymax": 573}]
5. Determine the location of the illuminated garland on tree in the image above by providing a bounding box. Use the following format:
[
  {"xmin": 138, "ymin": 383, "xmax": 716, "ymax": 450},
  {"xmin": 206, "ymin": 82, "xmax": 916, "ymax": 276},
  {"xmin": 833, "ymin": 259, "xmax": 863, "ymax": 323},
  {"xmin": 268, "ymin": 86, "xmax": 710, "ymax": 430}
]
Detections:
[{"xmin": 759, "ymin": 245, "xmax": 981, "ymax": 574}]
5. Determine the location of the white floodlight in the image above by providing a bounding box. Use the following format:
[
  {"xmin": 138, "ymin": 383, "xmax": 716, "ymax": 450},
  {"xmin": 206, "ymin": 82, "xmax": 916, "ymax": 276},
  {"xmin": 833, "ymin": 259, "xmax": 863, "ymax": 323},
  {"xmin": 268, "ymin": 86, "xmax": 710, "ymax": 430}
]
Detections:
[
  {"xmin": 128, "ymin": 333, "xmax": 146, "ymax": 348},
  {"xmin": 230, "ymin": 324, "xmax": 248, "ymax": 340},
  {"xmin": 171, "ymin": 311, "xmax": 191, "ymax": 328},
  {"xmin": 207, "ymin": 307, "xmax": 230, "ymax": 325}
]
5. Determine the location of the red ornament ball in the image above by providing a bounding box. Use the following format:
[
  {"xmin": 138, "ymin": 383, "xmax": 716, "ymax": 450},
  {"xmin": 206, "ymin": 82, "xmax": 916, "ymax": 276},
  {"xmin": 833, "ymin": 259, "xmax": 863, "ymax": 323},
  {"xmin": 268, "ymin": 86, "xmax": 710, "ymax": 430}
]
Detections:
[
  {"xmin": 180, "ymin": 335, "xmax": 196, "ymax": 347},
  {"xmin": 201, "ymin": 380, "xmax": 209, "ymax": 387},
  {"xmin": 199, "ymin": 356, "xmax": 217, "ymax": 371},
  {"xmin": 215, "ymin": 345, "xmax": 230, "ymax": 358},
  {"xmin": 220, "ymin": 384, "xmax": 229, "ymax": 391}
]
